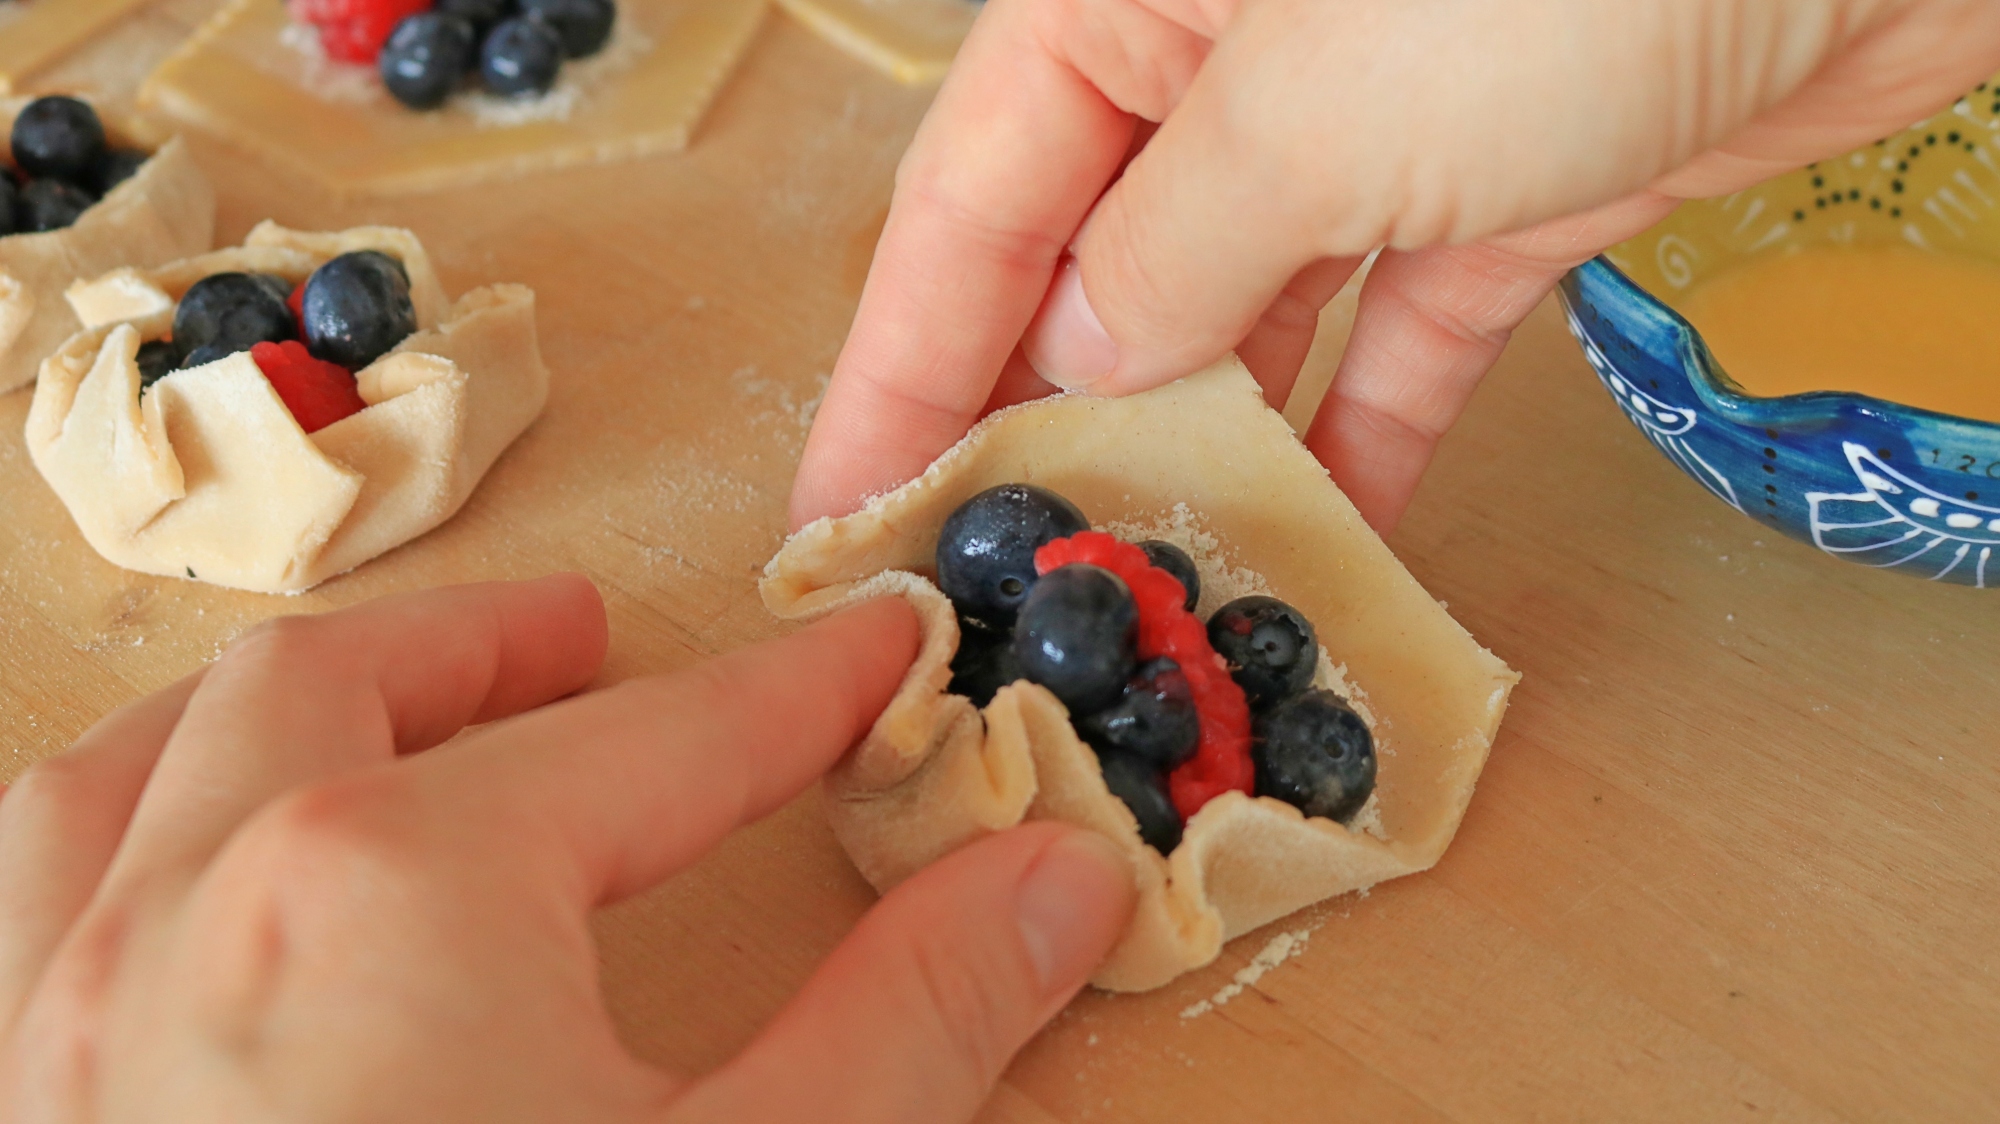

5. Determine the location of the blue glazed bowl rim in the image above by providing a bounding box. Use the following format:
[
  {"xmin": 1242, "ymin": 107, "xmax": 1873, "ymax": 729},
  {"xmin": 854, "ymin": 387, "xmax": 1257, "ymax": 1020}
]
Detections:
[{"xmin": 1576, "ymin": 254, "xmax": 2000, "ymax": 442}]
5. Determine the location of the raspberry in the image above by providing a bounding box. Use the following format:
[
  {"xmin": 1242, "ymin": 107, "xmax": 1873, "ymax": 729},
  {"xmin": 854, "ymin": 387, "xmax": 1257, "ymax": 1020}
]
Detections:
[
  {"xmin": 1037, "ymin": 532, "xmax": 1253, "ymax": 820},
  {"xmin": 289, "ymin": 0, "xmax": 430, "ymax": 63},
  {"xmin": 251, "ymin": 340, "xmax": 367, "ymax": 433},
  {"xmin": 287, "ymin": 280, "xmax": 306, "ymax": 326}
]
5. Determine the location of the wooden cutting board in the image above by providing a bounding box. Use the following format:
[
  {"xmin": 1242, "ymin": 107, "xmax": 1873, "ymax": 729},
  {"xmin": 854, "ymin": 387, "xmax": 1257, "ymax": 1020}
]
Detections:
[{"xmin": 3, "ymin": 6, "xmax": 1997, "ymax": 1121}]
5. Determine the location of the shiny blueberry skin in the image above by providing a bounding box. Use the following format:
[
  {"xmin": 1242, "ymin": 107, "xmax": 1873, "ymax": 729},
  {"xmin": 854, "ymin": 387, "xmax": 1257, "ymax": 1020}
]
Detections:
[
  {"xmin": 135, "ymin": 340, "xmax": 178, "ymax": 390},
  {"xmin": 0, "ymin": 174, "xmax": 21, "ymax": 236},
  {"xmin": 1207, "ymin": 595, "xmax": 1318, "ymax": 709},
  {"xmin": 1075, "ymin": 657, "xmax": 1199, "ymax": 770},
  {"xmin": 436, "ymin": 0, "xmax": 514, "ymax": 34},
  {"xmin": 300, "ymin": 251, "xmax": 416, "ymax": 370},
  {"xmin": 380, "ymin": 13, "xmax": 477, "ymax": 110},
  {"xmin": 1137, "ymin": 539, "xmax": 1199, "ymax": 611},
  {"xmin": 1251, "ymin": 689, "xmax": 1375, "ymax": 824},
  {"xmin": 1097, "ymin": 752, "xmax": 1181, "ymax": 854},
  {"xmin": 174, "ymin": 272, "xmax": 296, "ymax": 360},
  {"xmin": 19, "ymin": 179, "xmax": 95, "ymax": 232},
  {"xmin": 10, "ymin": 96, "xmax": 106, "ymax": 183},
  {"xmin": 1011, "ymin": 563, "xmax": 1137, "ymax": 716},
  {"xmin": 935, "ymin": 483, "xmax": 1090, "ymax": 627},
  {"xmin": 480, "ymin": 16, "xmax": 565, "ymax": 97},
  {"xmin": 91, "ymin": 148, "xmax": 149, "ymax": 195},
  {"xmin": 947, "ymin": 618, "xmax": 1022, "ymax": 707},
  {"xmin": 518, "ymin": 0, "xmax": 615, "ymax": 57}
]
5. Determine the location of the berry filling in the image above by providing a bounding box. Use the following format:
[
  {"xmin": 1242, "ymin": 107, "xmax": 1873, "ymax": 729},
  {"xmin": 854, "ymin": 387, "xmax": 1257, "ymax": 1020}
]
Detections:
[
  {"xmin": 251, "ymin": 341, "xmax": 368, "ymax": 433},
  {"xmin": 935, "ymin": 485, "xmax": 1377, "ymax": 853},
  {"xmin": 1035, "ymin": 532, "xmax": 1252, "ymax": 820},
  {"xmin": 3, "ymin": 98, "xmax": 150, "ymax": 238}
]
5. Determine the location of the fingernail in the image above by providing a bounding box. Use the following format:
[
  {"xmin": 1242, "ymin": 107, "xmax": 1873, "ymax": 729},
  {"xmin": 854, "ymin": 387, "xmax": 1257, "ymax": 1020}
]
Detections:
[
  {"xmin": 1015, "ymin": 831, "xmax": 1133, "ymax": 998},
  {"xmin": 1024, "ymin": 259, "xmax": 1117, "ymax": 391}
]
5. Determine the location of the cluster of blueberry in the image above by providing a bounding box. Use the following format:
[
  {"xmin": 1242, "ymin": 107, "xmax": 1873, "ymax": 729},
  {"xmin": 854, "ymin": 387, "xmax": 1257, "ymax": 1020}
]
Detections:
[
  {"xmin": 136, "ymin": 251, "xmax": 417, "ymax": 432},
  {"xmin": 290, "ymin": 0, "xmax": 616, "ymax": 110},
  {"xmin": 1, "ymin": 98, "xmax": 150, "ymax": 237},
  {"xmin": 936, "ymin": 484, "xmax": 1376, "ymax": 855}
]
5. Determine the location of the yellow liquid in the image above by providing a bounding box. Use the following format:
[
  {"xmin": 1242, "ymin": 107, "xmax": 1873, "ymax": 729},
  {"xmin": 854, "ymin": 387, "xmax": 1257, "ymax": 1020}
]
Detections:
[{"xmin": 1672, "ymin": 245, "xmax": 2000, "ymax": 424}]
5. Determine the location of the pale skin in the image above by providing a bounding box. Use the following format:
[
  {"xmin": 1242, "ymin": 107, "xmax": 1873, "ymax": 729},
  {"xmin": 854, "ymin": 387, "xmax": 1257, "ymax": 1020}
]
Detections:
[
  {"xmin": 10, "ymin": 5, "xmax": 2000, "ymax": 1122},
  {"xmin": 791, "ymin": 0, "xmax": 2000, "ymax": 533},
  {"xmin": 0, "ymin": 577, "xmax": 1135, "ymax": 1122}
]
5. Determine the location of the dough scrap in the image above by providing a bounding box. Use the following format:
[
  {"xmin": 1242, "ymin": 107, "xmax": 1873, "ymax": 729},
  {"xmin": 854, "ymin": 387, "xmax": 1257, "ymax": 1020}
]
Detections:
[
  {"xmin": 25, "ymin": 222, "xmax": 549, "ymax": 593},
  {"xmin": 762, "ymin": 358, "xmax": 1519, "ymax": 991},
  {"xmin": 777, "ymin": 0, "xmax": 976, "ymax": 85},
  {"xmin": 0, "ymin": 97, "xmax": 216, "ymax": 393}
]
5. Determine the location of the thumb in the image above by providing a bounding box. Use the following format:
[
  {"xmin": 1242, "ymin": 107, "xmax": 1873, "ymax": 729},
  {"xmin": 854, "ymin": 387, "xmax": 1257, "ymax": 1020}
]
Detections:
[
  {"xmin": 668, "ymin": 823, "xmax": 1136, "ymax": 1124},
  {"xmin": 1022, "ymin": 46, "xmax": 1321, "ymax": 398}
]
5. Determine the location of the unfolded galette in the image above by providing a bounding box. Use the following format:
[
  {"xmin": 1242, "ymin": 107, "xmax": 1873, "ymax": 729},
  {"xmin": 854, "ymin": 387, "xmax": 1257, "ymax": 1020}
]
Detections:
[
  {"xmin": 1, "ymin": 95, "xmax": 215, "ymax": 393},
  {"xmin": 27, "ymin": 221, "xmax": 548, "ymax": 593},
  {"xmin": 763, "ymin": 358, "xmax": 1519, "ymax": 991}
]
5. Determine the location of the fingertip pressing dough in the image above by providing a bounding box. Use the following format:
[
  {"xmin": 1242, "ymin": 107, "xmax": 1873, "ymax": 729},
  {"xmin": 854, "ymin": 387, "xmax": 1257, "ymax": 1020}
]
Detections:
[
  {"xmin": 26, "ymin": 221, "xmax": 549, "ymax": 593},
  {"xmin": 762, "ymin": 358, "xmax": 1518, "ymax": 991},
  {"xmin": 0, "ymin": 97, "xmax": 216, "ymax": 393}
]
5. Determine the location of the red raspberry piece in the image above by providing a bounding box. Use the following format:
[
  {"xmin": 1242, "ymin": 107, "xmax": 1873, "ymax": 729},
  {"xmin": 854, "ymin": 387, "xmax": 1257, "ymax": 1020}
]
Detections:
[
  {"xmin": 289, "ymin": 0, "xmax": 429, "ymax": 63},
  {"xmin": 1036, "ymin": 531, "xmax": 1253, "ymax": 821},
  {"xmin": 287, "ymin": 280, "xmax": 306, "ymax": 326},
  {"xmin": 251, "ymin": 340, "xmax": 367, "ymax": 434}
]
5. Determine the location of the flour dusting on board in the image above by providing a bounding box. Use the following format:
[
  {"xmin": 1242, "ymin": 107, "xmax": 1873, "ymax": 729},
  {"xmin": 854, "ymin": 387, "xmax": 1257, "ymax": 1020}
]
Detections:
[{"xmin": 1178, "ymin": 924, "xmax": 1319, "ymax": 1020}]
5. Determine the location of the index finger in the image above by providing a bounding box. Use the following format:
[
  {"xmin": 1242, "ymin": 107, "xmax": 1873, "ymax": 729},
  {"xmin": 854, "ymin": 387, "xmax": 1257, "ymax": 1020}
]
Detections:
[
  {"xmin": 789, "ymin": 0, "xmax": 1203, "ymax": 529},
  {"xmin": 388, "ymin": 597, "xmax": 921, "ymax": 906}
]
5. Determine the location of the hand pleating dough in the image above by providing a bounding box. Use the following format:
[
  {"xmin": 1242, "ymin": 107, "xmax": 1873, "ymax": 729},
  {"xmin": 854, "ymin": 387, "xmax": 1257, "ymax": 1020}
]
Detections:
[{"xmin": 763, "ymin": 358, "xmax": 1518, "ymax": 991}]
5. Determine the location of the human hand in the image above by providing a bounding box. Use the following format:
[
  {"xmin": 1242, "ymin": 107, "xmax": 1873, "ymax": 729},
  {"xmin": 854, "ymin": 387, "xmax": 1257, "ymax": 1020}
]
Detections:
[
  {"xmin": 0, "ymin": 576, "xmax": 1134, "ymax": 1122},
  {"xmin": 791, "ymin": 0, "xmax": 2000, "ymax": 532}
]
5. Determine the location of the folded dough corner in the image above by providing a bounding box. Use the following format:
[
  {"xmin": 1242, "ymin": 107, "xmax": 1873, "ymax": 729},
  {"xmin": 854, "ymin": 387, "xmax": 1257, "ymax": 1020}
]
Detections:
[
  {"xmin": 762, "ymin": 358, "xmax": 1519, "ymax": 991},
  {"xmin": 26, "ymin": 222, "xmax": 548, "ymax": 593},
  {"xmin": 0, "ymin": 97, "xmax": 216, "ymax": 393}
]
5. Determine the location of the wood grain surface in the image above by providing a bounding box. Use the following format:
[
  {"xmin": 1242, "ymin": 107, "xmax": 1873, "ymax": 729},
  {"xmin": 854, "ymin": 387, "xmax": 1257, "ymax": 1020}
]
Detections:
[{"xmin": 3, "ymin": 6, "xmax": 1997, "ymax": 1121}]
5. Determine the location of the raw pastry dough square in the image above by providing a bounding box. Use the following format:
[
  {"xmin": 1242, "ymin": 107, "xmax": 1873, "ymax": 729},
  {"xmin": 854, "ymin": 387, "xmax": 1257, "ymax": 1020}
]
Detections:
[
  {"xmin": 0, "ymin": 0, "xmax": 154, "ymax": 94},
  {"xmin": 137, "ymin": 0, "xmax": 770, "ymax": 197},
  {"xmin": 763, "ymin": 358, "xmax": 1518, "ymax": 990},
  {"xmin": 26, "ymin": 222, "xmax": 550, "ymax": 592}
]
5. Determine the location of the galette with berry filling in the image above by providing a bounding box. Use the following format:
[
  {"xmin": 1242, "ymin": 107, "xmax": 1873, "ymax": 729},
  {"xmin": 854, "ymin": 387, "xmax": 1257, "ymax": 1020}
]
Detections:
[
  {"xmin": 26, "ymin": 221, "xmax": 547, "ymax": 593},
  {"xmin": 763, "ymin": 358, "xmax": 1519, "ymax": 992},
  {"xmin": 1, "ymin": 95, "xmax": 215, "ymax": 393}
]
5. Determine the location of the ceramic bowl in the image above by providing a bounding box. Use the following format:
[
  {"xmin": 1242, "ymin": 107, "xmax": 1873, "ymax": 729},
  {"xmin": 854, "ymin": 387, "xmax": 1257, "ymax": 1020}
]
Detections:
[{"xmin": 1559, "ymin": 82, "xmax": 2000, "ymax": 588}]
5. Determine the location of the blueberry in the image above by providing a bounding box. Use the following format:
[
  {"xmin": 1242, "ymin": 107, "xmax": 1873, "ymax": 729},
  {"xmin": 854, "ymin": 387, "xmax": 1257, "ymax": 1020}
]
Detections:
[
  {"xmin": 91, "ymin": 147, "xmax": 150, "ymax": 195},
  {"xmin": 947, "ymin": 618, "xmax": 1022, "ymax": 707},
  {"xmin": 1075, "ymin": 658, "xmax": 1199, "ymax": 770},
  {"xmin": 248, "ymin": 272, "xmax": 296, "ymax": 308},
  {"xmin": 0, "ymin": 174, "xmax": 17, "ymax": 236},
  {"xmin": 1137, "ymin": 539, "xmax": 1199, "ymax": 611},
  {"xmin": 1097, "ymin": 752, "xmax": 1181, "ymax": 854},
  {"xmin": 178, "ymin": 343, "xmax": 234, "ymax": 370},
  {"xmin": 135, "ymin": 339, "xmax": 178, "ymax": 390},
  {"xmin": 1011, "ymin": 563, "xmax": 1137, "ymax": 716},
  {"xmin": 19, "ymin": 179, "xmax": 96, "ymax": 233},
  {"xmin": 436, "ymin": 0, "xmax": 514, "ymax": 34},
  {"xmin": 9, "ymin": 96, "xmax": 106, "ymax": 183},
  {"xmin": 1251, "ymin": 689, "xmax": 1375, "ymax": 824},
  {"xmin": 1207, "ymin": 595, "xmax": 1318, "ymax": 709},
  {"xmin": 479, "ymin": 16, "xmax": 565, "ymax": 97},
  {"xmin": 935, "ymin": 483, "xmax": 1090, "ymax": 627},
  {"xmin": 518, "ymin": 0, "xmax": 615, "ymax": 57},
  {"xmin": 300, "ymin": 251, "xmax": 416, "ymax": 369},
  {"xmin": 173, "ymin": 271, "xmax": 296, "ymax": 360},
  {"xmin": 380, "ymin": 13, "xmax": 477, "ymax": 110}
]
